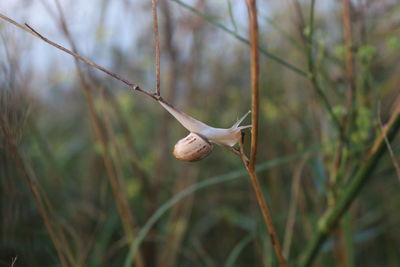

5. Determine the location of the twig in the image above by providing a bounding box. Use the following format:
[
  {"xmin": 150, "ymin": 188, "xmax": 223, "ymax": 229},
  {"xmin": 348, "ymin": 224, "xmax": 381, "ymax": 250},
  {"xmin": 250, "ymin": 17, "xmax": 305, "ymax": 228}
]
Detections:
[
  {"xmin": 0, "ymin": 13, "xmax": 156, "ymax": 100},
  {"xmin": 245, "ymin": 1, "xmax": 287, "ymax": 266},
  {"xmin": 152, "ymin": 0, "xmax": 161, "ymax": 95}
]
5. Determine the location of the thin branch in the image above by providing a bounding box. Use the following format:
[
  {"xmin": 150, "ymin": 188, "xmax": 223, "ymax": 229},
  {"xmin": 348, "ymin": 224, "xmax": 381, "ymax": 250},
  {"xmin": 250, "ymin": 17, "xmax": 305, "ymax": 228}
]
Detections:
[
  {"xmin": 0, "ymin": 13, "xmax": 156, "ymax": 100},
  {"xmin": 245, "ymin": 1, "xmax": 287, "ymax": 266},
  {"xmin": 152, "ymin": 0, "xmax": 161, "ymax": 95}
]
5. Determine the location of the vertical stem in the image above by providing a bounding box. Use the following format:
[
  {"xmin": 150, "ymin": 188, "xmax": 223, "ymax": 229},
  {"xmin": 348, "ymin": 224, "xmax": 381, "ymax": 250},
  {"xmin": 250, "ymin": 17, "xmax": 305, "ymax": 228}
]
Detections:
[
  {"xmin": 245, "ymin": 169, "xmax": 287, "ymax": 267},
  {"xmin": 342, "ymin": 213, "xmax": 355, "ymax": 267},
  {"xmin": 152, "ymin": 0, "xmax": 161, "ymax": 95},
  {"xmin": 247, "ymin": 0, "xmax": 259, "ymax": 170},
  {"xmin": 245, "ymin": 1, "xmax": 287, "ymax": 266},
  {"xmin": 307, "ymin": 0, "xmax": 316, "ymax": 76},
  {"xmin": 341, "ymin": 0, "xmax": 356, "ymax": 115}
]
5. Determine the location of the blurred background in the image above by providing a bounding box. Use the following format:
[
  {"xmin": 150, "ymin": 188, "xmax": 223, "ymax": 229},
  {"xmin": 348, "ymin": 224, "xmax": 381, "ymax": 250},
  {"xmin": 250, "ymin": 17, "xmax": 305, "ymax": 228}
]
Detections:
[{"xmin": 1, "ymin": 0, "xmax": 400, "ymax": 266}]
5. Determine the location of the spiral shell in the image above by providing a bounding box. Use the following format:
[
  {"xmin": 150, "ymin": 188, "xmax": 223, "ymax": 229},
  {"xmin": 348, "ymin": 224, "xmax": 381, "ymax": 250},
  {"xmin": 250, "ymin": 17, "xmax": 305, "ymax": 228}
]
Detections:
[{"xmin": 173, "ymin": 132, "xmax": 213, "ymax": 162}]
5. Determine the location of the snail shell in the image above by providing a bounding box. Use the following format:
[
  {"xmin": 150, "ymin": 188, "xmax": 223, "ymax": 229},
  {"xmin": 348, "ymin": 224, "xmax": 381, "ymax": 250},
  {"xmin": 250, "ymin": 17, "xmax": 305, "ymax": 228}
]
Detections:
[{"xmin": 173, "ymin": 132, "xmax": 213, "ymax": 162}]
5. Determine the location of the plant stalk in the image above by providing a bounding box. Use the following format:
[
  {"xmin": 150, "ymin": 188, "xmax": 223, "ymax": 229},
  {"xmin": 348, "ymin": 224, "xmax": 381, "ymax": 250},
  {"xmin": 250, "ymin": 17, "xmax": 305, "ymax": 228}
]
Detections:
[{"xmin": 245, "ymin": 1, "xmax": 287, "ymax": 266}]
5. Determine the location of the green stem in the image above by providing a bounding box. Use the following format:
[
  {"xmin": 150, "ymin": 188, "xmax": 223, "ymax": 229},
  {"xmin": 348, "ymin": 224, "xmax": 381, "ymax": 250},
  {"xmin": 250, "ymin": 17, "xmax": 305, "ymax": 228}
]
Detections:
[
  {"xmin": 343, "ymin": 213, "xmax": 355, "ymax": 267},
  {"xmin": 298, "ymin": 113, "xmax": 400, "ymax": 267}
]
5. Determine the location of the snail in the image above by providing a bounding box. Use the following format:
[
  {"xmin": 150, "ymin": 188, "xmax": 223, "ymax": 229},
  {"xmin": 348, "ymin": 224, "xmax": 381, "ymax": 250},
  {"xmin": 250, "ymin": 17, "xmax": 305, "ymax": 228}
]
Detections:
[{"xmin": 157, "ymin": 99, "xmax": 251, "ymax": 162}]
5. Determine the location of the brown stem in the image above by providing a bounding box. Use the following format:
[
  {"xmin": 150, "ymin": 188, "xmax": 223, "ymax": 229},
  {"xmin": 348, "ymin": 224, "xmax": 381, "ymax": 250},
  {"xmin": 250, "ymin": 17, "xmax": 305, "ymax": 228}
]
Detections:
[
  {"xmin": 247, "ymin": 0, "xmax": 259, "ymax": 170},
  {"xmin": 152, "ymin": 0, "xmax": 161, "ymax": 96},
  {"xmin": 244, "ymin": 164, "xmax": 287, "ymax": 267},
  {"xmin": 341, "ymin": 0, "xmax": 356, "ymax": 117},
  {"xmin": 245, "ymin": 1, "xmax": 287, "ymax": 266}
]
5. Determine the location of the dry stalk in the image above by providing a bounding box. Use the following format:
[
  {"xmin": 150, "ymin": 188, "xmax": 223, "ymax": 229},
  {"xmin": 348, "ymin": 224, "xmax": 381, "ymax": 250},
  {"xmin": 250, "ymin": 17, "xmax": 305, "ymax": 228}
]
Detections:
[
  {"xmin": 341, "ymin": 0, "xmax": 356, "ymax": 115},
  {"xmin": 152, "ymin": 0, "xmax": 161, "ymax": 96},
  {"xmin": 244, "ymin": 0, "xmax": 287, "ymax": 266}
]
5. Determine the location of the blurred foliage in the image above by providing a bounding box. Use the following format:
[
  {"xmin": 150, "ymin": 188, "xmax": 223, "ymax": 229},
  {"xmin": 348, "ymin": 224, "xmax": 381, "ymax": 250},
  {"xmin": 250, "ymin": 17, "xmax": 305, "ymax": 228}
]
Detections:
[{"xmin": 1, "ymin": 0, "xmax": 400, "ymax": 267}]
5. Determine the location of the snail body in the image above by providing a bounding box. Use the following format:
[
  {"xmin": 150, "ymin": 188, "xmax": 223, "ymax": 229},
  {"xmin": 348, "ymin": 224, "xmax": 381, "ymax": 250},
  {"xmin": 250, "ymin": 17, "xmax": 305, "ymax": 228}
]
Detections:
[{"xmin": 158, "ymin": 99, "xmax": 251, "ymax": 162}]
